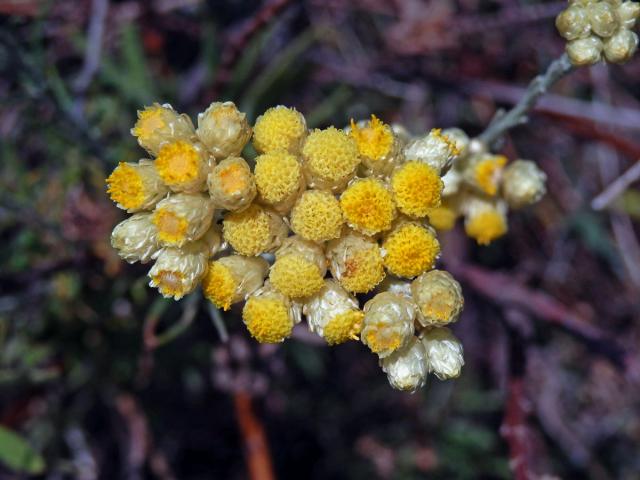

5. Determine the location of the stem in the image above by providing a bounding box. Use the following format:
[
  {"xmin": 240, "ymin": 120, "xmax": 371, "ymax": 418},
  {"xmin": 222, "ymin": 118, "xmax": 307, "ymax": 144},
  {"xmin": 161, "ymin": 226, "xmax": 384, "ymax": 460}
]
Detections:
[{"xmin": 478, "ymin": 54, "xmax": 574, "ymax": 146}]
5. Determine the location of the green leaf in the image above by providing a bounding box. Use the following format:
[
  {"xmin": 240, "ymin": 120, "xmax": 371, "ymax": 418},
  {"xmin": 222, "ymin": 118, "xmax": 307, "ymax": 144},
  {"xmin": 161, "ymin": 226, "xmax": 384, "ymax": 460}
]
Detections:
[{"xmin": 0, "ymin": 425, "xmax": 46, "ymax": 475}]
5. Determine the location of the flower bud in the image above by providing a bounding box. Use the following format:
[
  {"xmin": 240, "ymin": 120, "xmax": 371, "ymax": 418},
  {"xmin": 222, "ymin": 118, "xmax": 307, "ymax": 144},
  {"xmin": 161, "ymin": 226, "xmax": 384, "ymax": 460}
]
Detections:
[
  {"xmin": 269, "ymin": 236, "xmax": 327, "ymax": 299},
  {"xmin": 441, "ymin": 167, "xmax": 463, "ymax": 196},
  {"xmin": 131, "ymin": 103, "xmax": 195, "ymax": 156},
  {"xmin": 391, "ymin": 161, "xmax": 443, "ymax": 218},
  {"xmin": 302, "ymin": 127, "xmax": 360, "ymax": 192},
  {"xmin": 326, "ymin": 229, "xmax": 385, "ymax": 293},
  {"xmin": 411, "ymin": 270, "xmax": 464, "ymax": 327},
  {"xmin": 252, "ymin": 105, "xmax": 307, "ymax": 155},
  {"xmin": 254, "ymin": 150, "xmax": 305, "ymax": 214},
  {"xmin": 340, "ymin": 178, "xmax": 396, "ymax": 235},
  {"xmin": 501, "ymin": 159, "xmax": 547, "ymax": 209},
  {"xmin": 111, "ymin": 213, "xmax": 161, "ymax": 264},
  {"xmin": 588, "ymin": 2, "xmax": 619, "ymax": 38},
  {"xmin": 603, "ymin": 28, "xmax": 639, "ymax": 63},
  {"xmin": 381, "ymin": 336, "xmax": 428, "ymax": 392},
  {"xmin": 441, "ymin": 128, "xmax": 470, "ymax": 159},
  {"xmin": 207, "ymin": 157, "xmax": 256, "ymax": 212},
  {"xmin": 196, "ymin": 101, "xmax": 251, "ymax": 159},
  {"xmin": 556, "ymin": 5, "xmax": 592, "ymax": 40},
  {"xmin": 222, "ymin": 203, "xmax": 288, "ymax": 256},
  {"xmin": 426, "ymin": 199, "xmax": 459, "ymax": 232},
  {"xmin": 303, "ymin": 279, "xmax": 363, "ymax": 345},
  {"xmin": 375, "ymin": 276, "xmax": 412, "ymax": 298},
  {"xmin": 390, "ymin": 123, "xmax": 412, "ymax": 146},
  {"xmin": 152, "ymin": 193, "xmax": 214, "ymax": 247},
  {"xmin": 362, "ymin": 292, "xmax": 415, "ymax": 358},
  {"xmin": 348, "ymin": 115, "xmax": 403, "ymax": 178},
  {"xmin": 243, "ymin": 282, "xmax": 302, "ymax": 343},
  {"xmin": 566, "ymin": 36, "xmax": 604, "ymax": 65},
  {"xmin": 403, "ymin": 128, "xmax": 460, "ymax": 173},
  {"xmin": 382, "ymin": 221, "xmax": 440, "ymax": 278},
  {"xmin": 148, "ymin": 240, "xmax": 209, "ymax": 300},
  {"xmin": 421, "ymin": 327, "xmax": 464, "ymax": 380},
  {"xmin": 618, "ymin": 1, "xmax": 640, "ymax": 29},
  {"xmin": 155, "ymin": 140, "xmax": 209, "ymax": 193},
  {"xmin": 462, "ymin": 195, "xmax": 508, "ymax": 245},
  {"xmin": 463, "ymin": 153, "xmax": 507, "ymax": 197},
  {"xmin": 290, "ymin": 190, "xmax": 344, "ymax": 243},
  {"xmin": 203, "ymin": 255, "xmax": 268, "ymax": 310},
  {"xmin": 106, "ymin": 160, "xmax": 168, "ymax": 212}
]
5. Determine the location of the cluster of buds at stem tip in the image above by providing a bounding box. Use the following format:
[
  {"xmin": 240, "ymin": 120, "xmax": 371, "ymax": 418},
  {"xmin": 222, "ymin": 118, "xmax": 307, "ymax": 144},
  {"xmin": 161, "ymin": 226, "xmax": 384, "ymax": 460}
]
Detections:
[
  {"xmin": 556, "ymin": 0, "xmax": 640, "ymax": 65},
  {"xmin": 107, "ymin": 101, "xmax": 547, "ymax": 391}
]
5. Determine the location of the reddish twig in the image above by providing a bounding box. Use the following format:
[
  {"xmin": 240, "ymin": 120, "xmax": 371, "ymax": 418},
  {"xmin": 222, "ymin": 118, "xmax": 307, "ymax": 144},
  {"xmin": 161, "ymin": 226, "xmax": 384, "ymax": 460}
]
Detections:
[{"xmin": 502, "ymin": 377, "xmax": 533, "ymax": 480}]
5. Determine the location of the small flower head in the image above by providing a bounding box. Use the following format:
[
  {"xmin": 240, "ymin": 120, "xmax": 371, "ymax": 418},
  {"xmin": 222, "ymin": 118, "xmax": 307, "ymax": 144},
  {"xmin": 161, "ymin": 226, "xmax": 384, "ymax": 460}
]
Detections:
[
  {"xmin": 463, "ymin": 197, "xmax": 508, "ymax": 245},
  {"xmin": 222, "ymin": 203, "xmax": 287, "ymax": 256},
  {"xmin": 303, "ymin": 279, "xmax": 363, "ymax": 345},
  {"xmin": 196, "ymin": 101, "xmax": 251, "ymax": 159},
  {"xmin": 382, "ymin": 222, "xmax": 440, "ymax": 278},
  {"xmin": 340, "ymin": 178, "xmax": 396, "ymax": 235},
  {"xmin": 465, "ymin": 154, "xmax": 507, "ymax": 196},
  {"xmin": 326, "ymin": 229, "xmax": 385, "ymax": 293},
  {"xmin": 155, "ymin": 140, "xmax": 209, "ymax": 192},
  {"xmin": 588, "ymin": 1, "xmax": 618, "ymax": 38},
  {"xmin": 243, "ymin": 282, "xmax": 301, "ymax": 343},
  {"xmin": 131, "ymin": 103, "xmax": 195, "ymax": 156},
  {"xmin": 603, "ymin": 28, "xmax": 639, "ymax": 63},
  {"xmin": 403, "ymin": 128, "xmax": 460, "ymax": 173},
  {"xmin": 375, "ymin": 276, "xmax": 413, "ymax": 298},
  {"xmin": 411, "ymin": 270, "xmax": 464, "ymax": 327},
  {"xmin": 203, "ymin": 255, "xmax": 268, "ymax": 310},
  {"xmin": 391, "ymin": 161, "xmax": 443, "ymax": 218},
  {"xmin": 290, "ymin": 190, "xmax": 343, "ymax": 242},
  {"xmin": 421, "ymin": 327, "xmax": 464, "ymax": 380},
  {"xmin": 302, "ymin": 127, "xmax": 360, "ymax": 191},
  {"xmin": 381, "ymin": 336, "xmax": 429, "ymax": 392},
  {"xmin": 426, "ymin": 202, "xmax": 459, "ymax": 232},
  {"xmin": 269, "ymin": 236, "xmax": 327, "ymax": 299},
  {"xmin": 106, "ymin": 160, "xmax": 168, "ymax": 212},
  {"xmin": 253, "ymin": 105, "xmax": 307, "ymax": 155},
  {"xmin": 111, "ymin": 212, "xmax": 160, "ymax": 264},
  {"xmin": 349, "ymin": 115, "xmax": 402, "ymax": 177},
  {"xmin": 556, "ymin": 4, "xmax": 592, "ymax": 40},
  {"xmin": 208, "ymin": 157, "xmax": 257, "ymax": 212},
  {"xmin": 441, "ymin": 128, "xmax": 470, "ymax": 158},
  {"xmin": 148, "ymin": 241, "xmax": 209, "ymax": 300},
  {"xmin": 361, "ymin": 292, "xmax": 416, "ymax": 358},
  {"xmin": 618, "ymin": 1, "xmax": 640, "ymax": 29},
  {"xmin": 152, "ymin": 193, "xmax": 214, "ymax": 247},
  {"xmin": 566, "ymin": 36, "xmax": 604, "ymax": 65},
  {"xmin": 254, "ymin": 150, "xmax": 305, "ymax": 213},
  {"xmin": 501, "ymin": 159, "xmax": 547, "ymax": 209}
]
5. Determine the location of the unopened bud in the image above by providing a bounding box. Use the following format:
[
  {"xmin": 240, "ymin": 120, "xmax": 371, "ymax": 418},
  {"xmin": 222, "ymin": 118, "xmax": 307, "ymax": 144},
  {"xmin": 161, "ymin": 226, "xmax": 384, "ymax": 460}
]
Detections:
[
  {"xmin": 362, "ymin": 292, "xmax": 415, "ymax": 358},
  {"xmin": 196, "ymin": 101, "xmax": 251, "ymax": 159},
  {"xmin": 208, "ymin": 157, "xmax": 256, "ymax": 212},
  {"xmin": 411, "ymin": 270, "xmax": 464, "ymax": 327},
  {"xmin": 501, "ymin": 159, "xmax": 547, "ymax": 209},
  {"xmin": 203, "ymin": 255, "xmax": 268, "ymax": 310},
  {"xmin": 111, "ymin": 213, "xmax": 160, "ymax": 264},
  {"xmin": 421, "ymin": 327, "xmax": 464, "ymax": 380}
]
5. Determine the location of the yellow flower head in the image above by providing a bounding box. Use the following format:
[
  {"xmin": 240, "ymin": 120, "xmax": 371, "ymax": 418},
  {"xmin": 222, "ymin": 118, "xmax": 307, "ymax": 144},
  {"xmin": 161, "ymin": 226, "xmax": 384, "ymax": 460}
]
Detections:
[
  {"xmin": 269, "ymin": 254, "xmax": 325, "ymax": 299},
  {"xmin": 131, "ymin": 103, "xmax": 195, "ymax": 155},
  {"xmin": 223, "ymin": 203, "xmax": 287, "ymax": 256},
  {"xmin": 340, "ymin": 178, "xmax": 396, "ymax": 235},
  {"xmin": 290, "ymin": 190, "xmax": 343, "ymax": 242},
  {"xmin": 196, "ymin": 101, "xmax": 251, "ymax": 158},
  {"xmin": 148, "ymin": 241, "xmax": 208, "ymax": 300},
  {"xmin": 152, "ymin": 193, "xmax": 214, "ymax": 247},
  {"xmin": 254, "ymin": 151, "xmax": 304, "ymax": 209},
  {"xmin": 391, "ymin": 161, "xmax": 443, "ymax": 218},
  {"xmin": 465, "ymin": 208, "xmax": 507, "ymax": 245},
  {"xmin": 349, "ymin": 115, "xmax": 394, "ymax": 162},
  {"xmin": 361, "ymin": 292, "xmax": 415, "ymax": 358},
  {"xmin": 208, "ymin": 157, "xmax": 256, "ymax": 211},
  {"xmin": 382, "ymin": 223, "xmax": 440, "ymax": 278},
  {"xmin": 203, "ymin": 256, "xmax": 268, "ymax": 310},
  {"xmin": 302, "ymin": 127, "xmax": 360, "ymax": 191},
  {"xmin": 323, "ymin": 310, "xmax": 364, "ymax": 345},
  {"xmin": 153, "ymin": 208, "xmax": 188, "ymax": 245},
  {"xmin": 155, "ymin": 140, "xmax": 208, "ymax": 192},
  {"xmin": 253, "ymin": 105, "xmax": 307, "ymax": 154},
  {"xmin": 426, "ymin": 203, "xmax": 458, "ymax": 231},
  {"xmin": 411, "ymin": 269, "xmax": 464, "ymax": 327},
  {"xmin": 243, "ymin": 284, "xmax": 299, "ymax": 343},
  {"xmin": 106, "ymin": 160, "xmax": 168, "ymax": 212},
  {"xmin": 327, "ymin": 230, "xmax": 385, "ymax": 293},
  {"xmin": 470, "ymin": 154, "xmax": 507, "ymax": 196},
  {"xmin": 202, "ymin": 262, "xmax": 236, "ymax": 310}
]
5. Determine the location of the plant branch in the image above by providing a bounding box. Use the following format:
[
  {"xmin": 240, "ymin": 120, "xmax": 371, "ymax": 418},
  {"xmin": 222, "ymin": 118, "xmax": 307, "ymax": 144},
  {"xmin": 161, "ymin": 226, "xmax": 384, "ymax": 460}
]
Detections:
[{"xmin": 478, "ymin": 53, "xmax": 574, "ymax": 146}]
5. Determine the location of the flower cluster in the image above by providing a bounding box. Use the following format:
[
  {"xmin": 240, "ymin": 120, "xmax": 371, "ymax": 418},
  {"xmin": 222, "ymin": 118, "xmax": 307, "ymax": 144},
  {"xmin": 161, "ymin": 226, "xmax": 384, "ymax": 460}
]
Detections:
[
  {"xmin": 406, "ymin": 130, "xmax": 548, "ymax": 246},
  {"xmin": 556, "ymin": 0, "xmax": 640, "ymax": 65},
  {"xmin": 107, "ymin": 102, "xmax": 546, "ymax": 391}
]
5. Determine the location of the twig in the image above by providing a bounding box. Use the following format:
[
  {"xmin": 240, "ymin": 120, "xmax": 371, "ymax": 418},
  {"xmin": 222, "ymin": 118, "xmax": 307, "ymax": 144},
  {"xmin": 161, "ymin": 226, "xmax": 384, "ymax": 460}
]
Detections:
[
  {"xmin": 73, "ymin": 0, "xmax": 109, "ymax": 94},
  {"xmin": 208, "ymin": 303, "xmax": 229, "ymax": 342},
  {"xmin": 591, "ymin": 160, "xmax": 640, "ymax": 210},
  {"xmin": 477, "ymin": 54, "xmax": 574, "ymax": 147}
]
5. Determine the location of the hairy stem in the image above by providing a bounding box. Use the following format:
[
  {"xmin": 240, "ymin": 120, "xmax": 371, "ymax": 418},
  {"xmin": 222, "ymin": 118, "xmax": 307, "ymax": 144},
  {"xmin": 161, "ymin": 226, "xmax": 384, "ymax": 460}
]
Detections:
[{"xmin": 478, "ymin": 54, "xmax": 574, "ymax": 146}]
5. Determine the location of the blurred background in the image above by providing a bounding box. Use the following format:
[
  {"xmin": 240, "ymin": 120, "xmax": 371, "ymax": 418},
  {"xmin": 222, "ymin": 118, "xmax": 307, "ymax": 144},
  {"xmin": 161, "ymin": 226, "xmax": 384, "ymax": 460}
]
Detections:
[{"xmin": 2, "ymin": 0, "xmax": 640, "ymax": 478}]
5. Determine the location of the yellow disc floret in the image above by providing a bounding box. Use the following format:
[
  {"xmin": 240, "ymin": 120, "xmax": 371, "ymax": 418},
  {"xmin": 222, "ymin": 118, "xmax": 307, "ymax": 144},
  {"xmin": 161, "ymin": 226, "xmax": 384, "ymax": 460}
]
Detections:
[
  {"xmin": 152, "ymin": 208, "xmax": 189, "ymax": 245},
  {"xmin": 473, "ymin": 155, "xmax": 507, "ymax": 196},
  {"xmin": 254, "ymin": 151, "xmax": 302, "ymax": 204},
  {"xmin": 302, "ymin": 127, "xmax": 360, "ymax": 189},
  {"xmin": 323, "ymin": 310, "xmax": 364, "ymax": 345},
  {"xmin": 349, "ymin": 115, "xmax": 394, "ymax": 161},
  {"xmin": 426, "ymin": 205, "xmax": 458, "ymax": 231},
  {"xmin": 382, "ymin": 223, "xmax": 440, "ymax": 278},
  {"xmin": 340, "ymin": 178, "xmax": 396, "ymax": 235},
  {"xmin": 338, "ymin": 247, "xmax": 385, "ymax": 293},
  {"xmin": 243, "ymin": 297, "xmax": 294, "ymax": 343},
  {"xmin": 149, "ymin": 270, "xmax": 186, "ymax": 298},
  {"xmin": 391, "ymin": 161, "xmax": 443, "ymax": 218},
  {"xmin": 465, "ymin": 210, "xmax": 507, "ymax": 246},
  {"xmin": 290, "ymin": 190, "xmax": 343, "ymax": 242},
  {"xmin": 253, "ymin": 106, "xmax": 307, "ymax": 154},
  {"xmin": 155, "ymin": 141, "xmax": 206, "ymax": 191},
  {"xmin": 106, "ymin": 163, "xmax": 145, "ymax": 211},
  {"xmin": 431, "ymin": 128, "xmax": 461, "ymax": 157},
  {"xmin": 269, "ymin": 254, "xmax": 325, "ymax": 299},
  {"xmin": 222, "ymin": 203, "xmax": 285, "ymax": 255},
  {"xmin": 202, "ymin": 262, "xmax": 237, "ymax": 310},
  {"xmin": 132, "ymin": 105, "xmax": 166, "ymax": 141}
]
